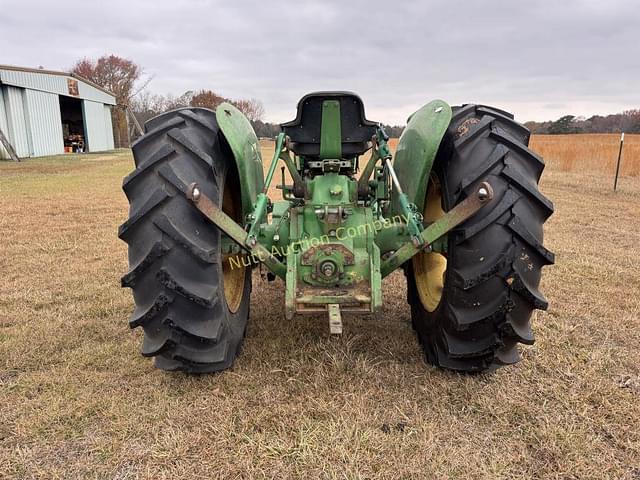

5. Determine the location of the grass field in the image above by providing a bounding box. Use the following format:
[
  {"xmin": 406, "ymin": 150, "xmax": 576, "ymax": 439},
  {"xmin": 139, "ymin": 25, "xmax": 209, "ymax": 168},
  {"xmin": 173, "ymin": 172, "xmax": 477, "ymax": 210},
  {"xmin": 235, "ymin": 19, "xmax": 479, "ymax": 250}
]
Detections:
[
  {"xmin": 530, "ymin": 134, "xmax": 640, "ymax": 177},
  {"xmin": 1, "ymin": 138, "xmax": 639, "ymax": 479}
]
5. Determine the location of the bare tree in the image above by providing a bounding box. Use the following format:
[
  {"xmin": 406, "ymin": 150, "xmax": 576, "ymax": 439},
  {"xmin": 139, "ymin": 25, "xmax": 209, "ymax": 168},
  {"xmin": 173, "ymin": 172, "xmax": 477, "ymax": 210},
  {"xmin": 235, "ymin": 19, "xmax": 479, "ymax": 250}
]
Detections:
[
  {"xmin": 129, "ymin": 91, "xmax": 166, "ymax": 126},
  {"xmin": 129, "ymin": 86, "xmax": 269, "ymax": 139},
  {"xmin": 232, "ymin": 98, "xmax": 265, "ymax": 122},
  {"xmin": 190, "ymin": 90, "xmax": 226, "ymax": 110}
]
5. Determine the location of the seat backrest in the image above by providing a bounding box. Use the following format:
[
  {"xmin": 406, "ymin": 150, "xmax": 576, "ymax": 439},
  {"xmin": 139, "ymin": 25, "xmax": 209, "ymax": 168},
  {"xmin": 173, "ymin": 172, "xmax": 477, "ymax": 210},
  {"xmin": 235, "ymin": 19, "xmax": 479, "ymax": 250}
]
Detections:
[{"xmin": 280, "ymin": 92, "xmax": 378, "ymax": 159}]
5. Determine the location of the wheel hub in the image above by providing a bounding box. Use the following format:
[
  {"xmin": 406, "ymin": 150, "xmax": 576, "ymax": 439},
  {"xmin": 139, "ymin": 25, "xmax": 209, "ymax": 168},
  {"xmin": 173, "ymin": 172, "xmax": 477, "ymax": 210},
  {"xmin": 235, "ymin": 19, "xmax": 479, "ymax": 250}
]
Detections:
[
  {"xmin": 412, "ymin": 176, "xmax": 447, "ymax": 312},
  {"xmin": 222, "ymin": 182, "xmax": 246, "ymax": 313}
]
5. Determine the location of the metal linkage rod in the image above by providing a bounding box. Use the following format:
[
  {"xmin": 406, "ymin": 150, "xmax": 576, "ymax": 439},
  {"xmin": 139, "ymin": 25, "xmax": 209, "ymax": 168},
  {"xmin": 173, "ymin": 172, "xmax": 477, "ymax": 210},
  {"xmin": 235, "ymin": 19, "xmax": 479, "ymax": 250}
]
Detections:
[
  {"xmin": 187, "ymin": 183, "xmax": 287, "ymax": 279},
  {"xmin": 380, "ymin": 182, "xmax": 494, "ymax": 277}
]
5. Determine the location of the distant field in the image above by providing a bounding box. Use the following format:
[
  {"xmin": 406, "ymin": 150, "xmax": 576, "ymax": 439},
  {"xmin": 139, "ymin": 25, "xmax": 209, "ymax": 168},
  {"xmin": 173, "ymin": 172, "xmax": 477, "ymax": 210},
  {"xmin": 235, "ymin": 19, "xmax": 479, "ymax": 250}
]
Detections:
[
  {"xmin": 530, "ymin": 134, "xmax": 640, "ymax": 177},
  {"xmin": 263, "ymin": 133, "xmax": 640, "ymax": 180},
  {"xmin": 389, "ymin": 134, "xmax": 640, "ymax": 177}
]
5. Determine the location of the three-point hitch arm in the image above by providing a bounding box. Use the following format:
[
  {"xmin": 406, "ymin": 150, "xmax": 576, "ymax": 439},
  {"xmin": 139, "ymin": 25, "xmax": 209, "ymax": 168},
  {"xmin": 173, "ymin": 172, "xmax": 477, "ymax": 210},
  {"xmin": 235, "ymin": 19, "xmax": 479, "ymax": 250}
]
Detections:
[{"xmin": 185, "ymin": 127, "xmax": 494, "ymax": 282}]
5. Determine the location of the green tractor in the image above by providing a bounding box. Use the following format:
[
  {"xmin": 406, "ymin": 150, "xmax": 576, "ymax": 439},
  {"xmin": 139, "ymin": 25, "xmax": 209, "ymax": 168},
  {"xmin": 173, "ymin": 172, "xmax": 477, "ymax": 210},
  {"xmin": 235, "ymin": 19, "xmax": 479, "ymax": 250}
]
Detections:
[{"xmin": 119, "ymin": 92, "xmax": 554, "ymax": 373}]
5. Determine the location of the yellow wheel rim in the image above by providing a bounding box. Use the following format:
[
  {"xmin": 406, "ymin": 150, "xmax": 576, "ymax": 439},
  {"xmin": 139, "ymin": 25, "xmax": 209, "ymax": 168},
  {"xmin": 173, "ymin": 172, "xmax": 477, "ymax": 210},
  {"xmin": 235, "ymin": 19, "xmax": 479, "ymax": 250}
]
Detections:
[
  {"xmin": 221, "ymin": 183, "xmax": 246, "ymax": 313},
  {"xmin": 412, "ymin": 176, "xmax": 447, "ymax": 312}
]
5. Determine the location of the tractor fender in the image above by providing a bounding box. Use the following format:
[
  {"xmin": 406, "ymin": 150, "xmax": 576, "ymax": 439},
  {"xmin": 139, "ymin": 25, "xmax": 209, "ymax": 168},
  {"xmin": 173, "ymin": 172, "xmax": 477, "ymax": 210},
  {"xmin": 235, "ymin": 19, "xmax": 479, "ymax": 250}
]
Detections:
[
  {"xmin": 215, "ymin": 102, "xmax": 265, "ymax": 217},
  {"xmin": 390, "ymin": 100, "xmax": 452, "ymax": 216}
]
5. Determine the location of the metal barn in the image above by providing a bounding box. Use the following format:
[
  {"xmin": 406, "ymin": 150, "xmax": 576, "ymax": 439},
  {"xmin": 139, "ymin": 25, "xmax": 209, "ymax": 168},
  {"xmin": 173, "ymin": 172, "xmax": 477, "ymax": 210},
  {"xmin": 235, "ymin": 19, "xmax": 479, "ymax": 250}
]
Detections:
[{"xmin": 0, "ymin": 65, "xmax": 117, "ymax": 159}]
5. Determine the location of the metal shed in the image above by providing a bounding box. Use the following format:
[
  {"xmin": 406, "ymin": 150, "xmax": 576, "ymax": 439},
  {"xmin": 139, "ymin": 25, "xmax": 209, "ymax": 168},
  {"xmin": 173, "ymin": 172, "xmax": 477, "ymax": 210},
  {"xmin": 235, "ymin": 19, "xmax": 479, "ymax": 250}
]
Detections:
[{"xmin": 0, "ymin": 64, "xmax": 117, "ymax": 159}]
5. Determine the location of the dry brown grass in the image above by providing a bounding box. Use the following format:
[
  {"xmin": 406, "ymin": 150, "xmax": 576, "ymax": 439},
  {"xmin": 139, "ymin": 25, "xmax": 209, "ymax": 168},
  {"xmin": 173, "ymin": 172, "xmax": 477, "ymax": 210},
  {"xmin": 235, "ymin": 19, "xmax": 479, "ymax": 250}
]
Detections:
[
  {"xmin": 530, "ymin": 134, "xmax": 640, "ymax": 177},
  {"xmin": 1, "ymin": 144, "xmax": 639, "ymax": 479}
]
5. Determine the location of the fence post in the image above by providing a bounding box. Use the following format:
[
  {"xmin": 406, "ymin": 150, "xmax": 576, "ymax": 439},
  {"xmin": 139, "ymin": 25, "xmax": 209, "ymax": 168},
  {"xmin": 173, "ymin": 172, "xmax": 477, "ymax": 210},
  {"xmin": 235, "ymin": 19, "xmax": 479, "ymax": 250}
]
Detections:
[{"xmin": 613, "ymin": 132, "xmax": 625, "ymax": 191}]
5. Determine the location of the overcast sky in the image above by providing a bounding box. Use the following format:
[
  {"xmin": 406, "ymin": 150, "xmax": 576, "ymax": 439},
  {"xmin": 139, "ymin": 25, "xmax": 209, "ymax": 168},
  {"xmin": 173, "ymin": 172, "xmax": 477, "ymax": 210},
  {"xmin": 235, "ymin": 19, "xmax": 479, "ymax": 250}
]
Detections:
[{"xmin": 1, "ymin": 0, "xmax": 638, "ymax": 124}]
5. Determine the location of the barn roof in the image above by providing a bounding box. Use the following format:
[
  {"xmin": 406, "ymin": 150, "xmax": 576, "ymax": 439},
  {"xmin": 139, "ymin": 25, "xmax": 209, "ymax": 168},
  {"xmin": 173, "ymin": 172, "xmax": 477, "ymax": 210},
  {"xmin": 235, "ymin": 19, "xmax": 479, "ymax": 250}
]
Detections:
[{"xmin": 0, "ymin": 64, "xmax": 117, "ymax": 105}]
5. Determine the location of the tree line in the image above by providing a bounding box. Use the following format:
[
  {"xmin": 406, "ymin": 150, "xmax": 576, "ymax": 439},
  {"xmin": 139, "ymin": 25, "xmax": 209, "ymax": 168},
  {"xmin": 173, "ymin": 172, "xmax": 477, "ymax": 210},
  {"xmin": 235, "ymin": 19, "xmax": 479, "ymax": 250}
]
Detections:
[
  {"xmin": 131, "ymin": 90, "xmax": 265, "ymax": 127},
  {"xmin": 127, "ymin": 87, "xmax": 404, "ymax": 139},
  {"xmin": 71, "ymin": 55, "xmax": 269, "ymax": 145},
  {"xmin": 524, "ymin": 111, "xmax": 640, "ymax": 135},
  {"xmin": 70, "ymin": 54, "xmax": 638, "ymax": 147},
  {"xmin": 69, "ymin": 55, "xmax": 406, "ymax": 144}
]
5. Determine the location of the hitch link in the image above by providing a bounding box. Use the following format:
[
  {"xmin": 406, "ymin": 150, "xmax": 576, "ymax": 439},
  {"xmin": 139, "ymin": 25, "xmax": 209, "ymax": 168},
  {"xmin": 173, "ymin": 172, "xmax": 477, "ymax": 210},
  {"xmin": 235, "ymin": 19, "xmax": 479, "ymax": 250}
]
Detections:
[
  {"xmin": 187, "ymin": 182, "xmax": 287, "ymax": 279},
  {"xmin": 380, "ymin": 182, "xmax": 494, "ymax": 277},
  {"xmin": 386, "ymin": 158, "xmax": 424, "ymax": 246}
]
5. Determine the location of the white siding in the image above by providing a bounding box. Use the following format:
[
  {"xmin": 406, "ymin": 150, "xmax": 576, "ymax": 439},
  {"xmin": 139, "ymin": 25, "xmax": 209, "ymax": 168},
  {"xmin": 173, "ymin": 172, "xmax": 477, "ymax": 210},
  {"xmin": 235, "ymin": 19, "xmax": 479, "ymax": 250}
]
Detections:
[
  {"xmin": 3, "ymin": 86, "xmax": 30, "ymax": 157},
  {"xmin": 0, "ymin": 67, "xmax": 117, "ymax": 159},
  {"xmin": 83, "ymin": 100, "xmax": 111, "ymax": 152},
  {"xmin": 0, "ymin": 87, "xmax": 8, "ymax": 159},
  {"xmin": 24, "ymin": 89, "xmax": 64, "ymax": 157},
  {"xmin": 104, "ymin": 105, "xmax": 115, "ymax": 150}
]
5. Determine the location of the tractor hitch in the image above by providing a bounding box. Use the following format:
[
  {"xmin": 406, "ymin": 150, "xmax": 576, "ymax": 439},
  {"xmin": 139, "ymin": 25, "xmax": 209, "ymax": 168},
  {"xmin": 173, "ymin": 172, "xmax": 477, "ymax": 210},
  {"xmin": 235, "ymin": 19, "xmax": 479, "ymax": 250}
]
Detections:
[{"xmin": 185, "ymin": 96, "xmax": 490, "ymax": 334}]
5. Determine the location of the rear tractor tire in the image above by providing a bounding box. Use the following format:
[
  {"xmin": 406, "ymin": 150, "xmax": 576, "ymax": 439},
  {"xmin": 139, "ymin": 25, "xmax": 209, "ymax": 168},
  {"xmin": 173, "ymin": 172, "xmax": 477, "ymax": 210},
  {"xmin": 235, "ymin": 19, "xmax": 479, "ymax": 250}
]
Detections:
[
  {"xmin": 119, "ymin": 108, "xmax": 251, "ymax": 373},
  {"xmin": 407, "ymin": 104, "xmax": 554, "ymax": 372}
]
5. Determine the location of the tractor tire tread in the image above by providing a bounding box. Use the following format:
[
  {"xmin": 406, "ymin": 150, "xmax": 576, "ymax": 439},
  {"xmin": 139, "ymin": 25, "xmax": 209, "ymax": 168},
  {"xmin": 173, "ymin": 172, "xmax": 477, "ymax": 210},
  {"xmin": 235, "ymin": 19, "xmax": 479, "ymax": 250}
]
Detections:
[
  {"xmin": 120, "ymin": 107, "xmax": 250, "ymax": 373},
  {"xmin": 407, "ymin": 104, "xmax": 554, "ymax": 372}
]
